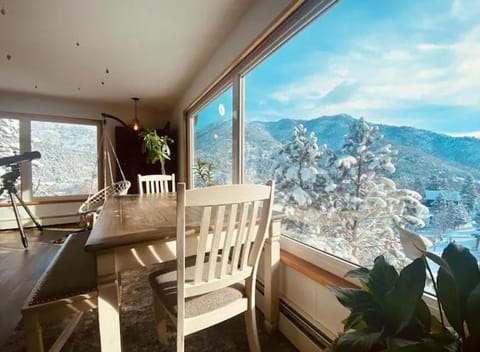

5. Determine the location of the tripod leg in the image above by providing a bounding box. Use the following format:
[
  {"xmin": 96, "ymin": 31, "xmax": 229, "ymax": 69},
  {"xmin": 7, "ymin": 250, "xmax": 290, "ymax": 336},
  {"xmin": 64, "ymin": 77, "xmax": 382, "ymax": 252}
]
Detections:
[
  {"xmin": 14, "ymin": 193, "xmax": 42, "ymax": 230},
  {"xmin": 8, "ymin": 191, "xmax": 28, "ymax": 248}
]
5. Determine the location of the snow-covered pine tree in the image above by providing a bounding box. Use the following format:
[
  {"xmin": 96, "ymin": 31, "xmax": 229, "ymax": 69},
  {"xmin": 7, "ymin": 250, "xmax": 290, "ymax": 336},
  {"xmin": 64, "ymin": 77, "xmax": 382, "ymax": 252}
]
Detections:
[
  {"xmin": 274, "ymin": 124, "xmax": 328, "ymax": 233},
  {"xmin": 322, "ymin": 118, "xmax": 429, "ymax": 267},
  {"xmin": 451, "ymin": 202, "xmax": 469, "ymax": 228},
  {"xmin": 431, "ymin": 193, "xmax": 452, "ymax": 234},
  {"xmin": 461, "ymin": 175, "xmax": 477, "ymax": 214}
]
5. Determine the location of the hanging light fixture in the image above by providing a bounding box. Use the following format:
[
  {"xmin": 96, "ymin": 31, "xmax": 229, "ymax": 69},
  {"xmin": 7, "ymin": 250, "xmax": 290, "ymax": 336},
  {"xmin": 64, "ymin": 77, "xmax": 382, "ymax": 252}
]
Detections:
[
  {"xmin": 131, "ymin": 97, "xmax": 141, "ymax": 131},
  {"xmin": 101, "ymin": 97, "xmax": 142, "ymax": 133}
]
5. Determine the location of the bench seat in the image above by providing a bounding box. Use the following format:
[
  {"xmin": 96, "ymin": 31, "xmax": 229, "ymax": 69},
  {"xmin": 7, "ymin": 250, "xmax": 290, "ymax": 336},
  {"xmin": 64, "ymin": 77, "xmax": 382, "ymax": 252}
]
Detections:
[{"xmin": 22, "ymin": 230, "xmax": 98, "ymax": 352}]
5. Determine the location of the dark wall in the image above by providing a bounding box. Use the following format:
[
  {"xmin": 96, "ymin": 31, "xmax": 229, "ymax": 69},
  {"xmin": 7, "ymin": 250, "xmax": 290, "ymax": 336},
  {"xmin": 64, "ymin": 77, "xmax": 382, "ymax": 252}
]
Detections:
[{"xmin": 115, "ymin": 127, "xmax": 177, "ymax": 194}]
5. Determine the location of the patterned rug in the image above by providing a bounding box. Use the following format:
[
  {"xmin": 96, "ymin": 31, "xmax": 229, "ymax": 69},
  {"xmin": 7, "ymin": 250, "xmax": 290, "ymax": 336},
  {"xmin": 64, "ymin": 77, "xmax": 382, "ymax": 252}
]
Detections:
[{"xmin": 2, "ymin": 266, "xmax": 297, "ymax": 351}]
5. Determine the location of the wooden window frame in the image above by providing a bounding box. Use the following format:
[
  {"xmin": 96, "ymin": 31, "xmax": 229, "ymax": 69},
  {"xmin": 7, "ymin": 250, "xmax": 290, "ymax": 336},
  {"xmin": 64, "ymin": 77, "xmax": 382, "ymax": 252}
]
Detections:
[{"xmin": 0, "ymin": 111, "xmax": 102, "ymax": 205}]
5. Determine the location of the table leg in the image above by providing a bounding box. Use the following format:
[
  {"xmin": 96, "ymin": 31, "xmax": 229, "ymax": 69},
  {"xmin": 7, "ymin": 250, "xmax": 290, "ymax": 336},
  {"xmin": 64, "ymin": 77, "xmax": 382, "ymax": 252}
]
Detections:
[
  {"xmin": 263, "ymin": 218, "xmax": 281, "ymax": 333},
  {"xmin": 96, "ymin": 250, "xmax": 122, "ymax": 351}
]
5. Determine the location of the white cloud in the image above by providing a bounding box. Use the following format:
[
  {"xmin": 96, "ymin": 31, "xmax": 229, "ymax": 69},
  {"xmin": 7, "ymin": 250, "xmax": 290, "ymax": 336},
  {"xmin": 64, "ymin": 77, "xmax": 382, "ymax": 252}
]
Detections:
[
  {"xmin": 448, "ymin": 131, "xmax": 480, "ymax": 138},
  {"xmin": 265, "ymin": 21, "xmax": 480, "ymax": 125}
]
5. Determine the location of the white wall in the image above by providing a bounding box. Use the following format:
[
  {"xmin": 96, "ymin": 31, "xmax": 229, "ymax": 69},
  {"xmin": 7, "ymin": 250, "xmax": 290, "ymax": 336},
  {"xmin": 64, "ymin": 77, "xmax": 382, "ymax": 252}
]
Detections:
[
  {"xmin": 173, "ymin": 0, "xmax": 293, "ymax": 181},
  {"xmin": 0, "ymin": 90, "xmax": 169, "ymax": 229}
]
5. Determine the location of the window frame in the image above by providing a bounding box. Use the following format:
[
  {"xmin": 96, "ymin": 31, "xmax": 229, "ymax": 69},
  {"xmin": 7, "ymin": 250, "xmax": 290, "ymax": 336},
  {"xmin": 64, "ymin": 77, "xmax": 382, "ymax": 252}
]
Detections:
[
  {"xmin": 0, "ymin": 111, "xmax": 101, "ymax": 203},
  {"xmin": 186, "ymin": 0, "xmax": 338, "ymax": 187}
]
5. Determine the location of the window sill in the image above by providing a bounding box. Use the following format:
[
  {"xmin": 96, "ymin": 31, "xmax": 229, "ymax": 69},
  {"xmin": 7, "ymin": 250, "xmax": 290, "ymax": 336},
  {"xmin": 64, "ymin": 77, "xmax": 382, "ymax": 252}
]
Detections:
[{"xmin": 0, "ymin": 198, "xmax": 84, "ymax": 208}]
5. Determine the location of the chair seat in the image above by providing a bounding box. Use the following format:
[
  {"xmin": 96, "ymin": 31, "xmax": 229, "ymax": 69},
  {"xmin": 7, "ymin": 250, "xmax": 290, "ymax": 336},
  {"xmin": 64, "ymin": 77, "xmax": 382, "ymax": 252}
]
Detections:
[
  {"xmin": 30, "ymin": 230, "xmax": 97, "ymax": 305},
  {"xmin": 149, "ymin": 264, "xmax": 246, "ymax": 319}
]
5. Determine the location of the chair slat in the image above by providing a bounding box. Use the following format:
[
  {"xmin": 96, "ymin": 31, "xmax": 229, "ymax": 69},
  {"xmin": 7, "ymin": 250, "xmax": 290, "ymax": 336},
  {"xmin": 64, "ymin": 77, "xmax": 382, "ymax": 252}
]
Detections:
[
  {"xmin": 207, "ymin": 206, "xmax": 225, "ymax": 281},
  {"xmin": 231, "ymin": 202, "xmax": 249, "ymax": 275},
  {"xmin": 194, "ymin": 207, "xmax": 212, "ymax": 283},
  {"xmin": 240, "ymin": 200, "xmax": 259, "ymax": 271},
  {"xmin": 220, "ymin": 204, "xmax": 238, "ymax": 277},
  {"xmin": 137, "ymin": 174, "xmax": 175, "ymax": 194}
]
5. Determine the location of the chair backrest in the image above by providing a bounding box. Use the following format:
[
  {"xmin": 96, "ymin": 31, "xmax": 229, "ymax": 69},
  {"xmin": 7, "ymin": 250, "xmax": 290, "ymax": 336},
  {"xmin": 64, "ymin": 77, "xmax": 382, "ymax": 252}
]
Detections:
[
  {"xmin": 176, "ymin": 181, "xmax": 275, "ymax": 300},
  {"xmin": 137, "ymin": 174, "xmax": 176, "ymax": 194}
]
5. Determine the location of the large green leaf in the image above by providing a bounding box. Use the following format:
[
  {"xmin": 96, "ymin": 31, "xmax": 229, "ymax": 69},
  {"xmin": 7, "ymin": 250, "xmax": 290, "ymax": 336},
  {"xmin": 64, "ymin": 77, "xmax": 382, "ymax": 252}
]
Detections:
[
  {"xmin": 330, "ymin": 287, "xmax": 375, "ymax": 312},
  {"xmin": 465, "ymin": 282, "xmax": 480, "ymax": 337},
  {"xmin": 368, "ymin": 255, "xmax": 399, "ymax": 303},
  {"xmin": 437, "ymin": 268, "xmax": 463, "ymax": 338},
  {"xmin": 383, "ymin": 258, "xmax": 426, "ymax": 335},
  {"xmin": 331, "ymin": 329, "xmax": 383, "ymax": 352},
  {"xmin": 437, "ymin": 243, "xmax": 480, "ymax": 338},
  {"xmin": 399, "ymin": 299, "xmax": 432, "ymax": 340},
  {"xmin": 441, "ymin": 243, "xmax": 480, "ymax": 309}
]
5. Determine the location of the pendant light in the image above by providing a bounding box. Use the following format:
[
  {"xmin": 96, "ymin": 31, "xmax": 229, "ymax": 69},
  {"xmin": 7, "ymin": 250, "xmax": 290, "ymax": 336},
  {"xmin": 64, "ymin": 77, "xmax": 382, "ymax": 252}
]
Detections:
[{"xmin": 131, "ymin": 97, "xmax": 141, "ymax": 131}]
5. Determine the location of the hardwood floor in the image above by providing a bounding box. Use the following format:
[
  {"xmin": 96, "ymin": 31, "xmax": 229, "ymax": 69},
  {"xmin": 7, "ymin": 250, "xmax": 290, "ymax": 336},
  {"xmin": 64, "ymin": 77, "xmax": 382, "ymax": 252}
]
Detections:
[{"xmin": 0, "ymin": 225, "xmax": 81, "ymax": 346}]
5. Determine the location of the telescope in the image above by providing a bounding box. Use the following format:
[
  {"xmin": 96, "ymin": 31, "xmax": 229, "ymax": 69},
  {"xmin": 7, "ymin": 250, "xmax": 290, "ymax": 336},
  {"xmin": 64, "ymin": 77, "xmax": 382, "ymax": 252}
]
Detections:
[
  {"xmin": 0, "ymin": 151, "xmax": 41, "ymax": 167},
  {"xmin": 0, "ymin": 150, "xmax": 42, "ymax": 248}
]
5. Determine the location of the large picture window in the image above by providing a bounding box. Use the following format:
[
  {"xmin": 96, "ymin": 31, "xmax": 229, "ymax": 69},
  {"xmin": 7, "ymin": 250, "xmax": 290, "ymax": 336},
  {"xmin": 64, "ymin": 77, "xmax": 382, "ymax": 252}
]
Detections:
[
  {"xmin": 0, "ymin": 114, "xmax": 99, "ymax": 201},
  {"xmin": 188, "ymin": 0, "xmax": 480, "ymax": 271},
  {"xmin": 192, "ymin": 87, "xmax": 233, "ymax": 187}
]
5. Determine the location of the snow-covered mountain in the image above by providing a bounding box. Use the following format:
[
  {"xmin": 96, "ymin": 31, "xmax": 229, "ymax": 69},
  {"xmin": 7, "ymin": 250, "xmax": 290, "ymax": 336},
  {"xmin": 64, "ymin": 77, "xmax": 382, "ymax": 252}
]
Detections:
[{"xmin": 196, "ymin": 114, "xmax": 480, "ymax": 190}]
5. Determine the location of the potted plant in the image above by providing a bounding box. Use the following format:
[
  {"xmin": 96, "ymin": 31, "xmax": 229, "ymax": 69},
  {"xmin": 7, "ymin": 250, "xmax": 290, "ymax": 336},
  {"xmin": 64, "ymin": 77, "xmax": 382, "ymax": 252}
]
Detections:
[
  {"xmin": 328, "ymin": 227, "xmax": 480, "ymax": 352},
  {"xmin": 139, "ymin": 129, "xmax": 173, "ymax": 175}
]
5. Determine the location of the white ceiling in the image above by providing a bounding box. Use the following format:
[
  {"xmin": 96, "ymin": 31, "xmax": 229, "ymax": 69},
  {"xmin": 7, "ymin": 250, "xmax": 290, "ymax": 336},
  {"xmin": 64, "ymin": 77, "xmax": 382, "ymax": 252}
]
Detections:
[{"xmin": 0, "ymin": 0, "xmax": 255, "ymax": 110}]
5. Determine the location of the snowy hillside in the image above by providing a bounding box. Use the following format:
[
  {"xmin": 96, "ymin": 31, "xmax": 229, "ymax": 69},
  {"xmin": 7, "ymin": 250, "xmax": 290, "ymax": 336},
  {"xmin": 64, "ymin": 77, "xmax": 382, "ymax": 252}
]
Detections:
[{"xmin": 195, "ymin": 114, "xmax": 480, "ymax": 190}]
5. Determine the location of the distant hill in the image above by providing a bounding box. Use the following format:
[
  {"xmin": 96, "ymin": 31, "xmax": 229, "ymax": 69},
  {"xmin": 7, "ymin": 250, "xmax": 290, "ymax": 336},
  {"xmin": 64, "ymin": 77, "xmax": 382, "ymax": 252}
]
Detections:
[{"xmin": 195, "ymin": 114, "xmax": 480, "ymax": 190}]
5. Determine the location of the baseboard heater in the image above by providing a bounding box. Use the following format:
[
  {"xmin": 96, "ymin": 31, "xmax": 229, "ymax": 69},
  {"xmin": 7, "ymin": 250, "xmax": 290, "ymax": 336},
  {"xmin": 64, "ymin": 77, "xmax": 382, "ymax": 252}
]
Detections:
[{"xmin": 256, "ymin": 280, "xmax": 332, "ymax": 350}]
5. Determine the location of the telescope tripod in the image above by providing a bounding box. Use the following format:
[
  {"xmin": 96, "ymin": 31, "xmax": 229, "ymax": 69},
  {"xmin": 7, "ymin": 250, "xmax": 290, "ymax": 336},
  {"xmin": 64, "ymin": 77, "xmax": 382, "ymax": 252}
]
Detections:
[{"xmin": 1, "ymin": 165, "xmax": 42, "ymax": 248}]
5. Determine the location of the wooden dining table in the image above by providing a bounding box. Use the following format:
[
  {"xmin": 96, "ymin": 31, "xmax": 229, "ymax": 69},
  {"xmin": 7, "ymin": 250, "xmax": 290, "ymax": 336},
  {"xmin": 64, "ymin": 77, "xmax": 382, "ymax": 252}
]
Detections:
[{"xmin": 85, "ymin": 192, "xmax": 282, "ymax": 351}]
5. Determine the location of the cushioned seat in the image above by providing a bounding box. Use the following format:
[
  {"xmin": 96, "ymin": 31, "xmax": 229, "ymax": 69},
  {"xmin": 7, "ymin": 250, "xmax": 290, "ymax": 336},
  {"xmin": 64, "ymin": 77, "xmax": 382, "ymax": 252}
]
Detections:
[
  {"xmin": 149, "ymin": 264, "xmax": 245, "ymax": 318},
  {"xmin": 30, "ymin": 230, "xmax": 97, "ymax": 305}
]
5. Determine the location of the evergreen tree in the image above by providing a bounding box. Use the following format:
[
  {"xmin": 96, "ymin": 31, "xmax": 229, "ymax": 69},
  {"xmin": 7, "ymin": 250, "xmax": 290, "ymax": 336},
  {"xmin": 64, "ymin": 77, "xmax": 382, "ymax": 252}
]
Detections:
[
  {"xmin": 274, "ymin": 124, "xmax": 329, "ymax": 232},
  {"xmin": 431, "ymin": 193, "xmax": 451, "ymax": 234},
  {"xmin": 451, "ymin": 202, "xmax": 468, "ymax": 228},
  {"xmin": 322, "ymin": 118, "xmax": 429, "ymax": 265},
  {"xmin": 473, "ymin": 211, "xmax": 480, "ymax": 229},
  {"xmin": 461, "ymin": 175, "xmax": 477, "ymax": 214}
]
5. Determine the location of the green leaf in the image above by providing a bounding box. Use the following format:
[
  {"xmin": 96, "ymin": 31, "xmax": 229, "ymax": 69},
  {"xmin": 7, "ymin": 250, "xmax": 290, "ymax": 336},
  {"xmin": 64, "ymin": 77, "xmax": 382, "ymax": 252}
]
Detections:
[
  {"xmin": 368, "ymin": 255, "xmax": 399, "ymax": 303},
  {"xmin": 425, "ymin": 251, "xmax": 454, "ymax": 278},
  {"xmin": 437, "ymin": 268, "xmax": 463, "ymax": 338},
  {"xmin": 345, "ymin": 267, "xmax": 370, "ymax": 283},
  {"xmin": 383, "ymin": 258, "xmax": 426, "ymax": 335},
  {"xmin": 400, "ymin": 299, "xmax": 432, "ymax": 340},
  {"xmin": 442, "ymin": 243, "xmax": 480, "ymax": 306},
  {"xmin": 329, "ymin": 287, "xmax": 374, "ymax": 311},
  {"xmin": 331, "ymin": 329, "xmax": 383, "ymax": 352},
  {"xmin": 465, "ymin": 282, "xmax": 480, "ymax": 337},
  {"xmin": 437, "ymin": 243, "xmax": 480, "ymax": 338}
]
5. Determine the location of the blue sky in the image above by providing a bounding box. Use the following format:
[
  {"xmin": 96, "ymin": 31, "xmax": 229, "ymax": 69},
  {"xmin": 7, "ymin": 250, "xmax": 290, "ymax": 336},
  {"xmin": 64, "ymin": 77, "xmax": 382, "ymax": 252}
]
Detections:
[{"xmin": 198, "ymin": 0, "xmax": 480, "ymax": 136}]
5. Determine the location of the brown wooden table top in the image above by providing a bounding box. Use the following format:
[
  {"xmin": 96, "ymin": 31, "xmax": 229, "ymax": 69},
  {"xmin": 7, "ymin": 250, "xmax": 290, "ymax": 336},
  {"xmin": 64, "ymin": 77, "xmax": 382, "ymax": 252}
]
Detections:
[{"xmin": 85, "ymin": 193, "xmax": 284, "ymax": 252}]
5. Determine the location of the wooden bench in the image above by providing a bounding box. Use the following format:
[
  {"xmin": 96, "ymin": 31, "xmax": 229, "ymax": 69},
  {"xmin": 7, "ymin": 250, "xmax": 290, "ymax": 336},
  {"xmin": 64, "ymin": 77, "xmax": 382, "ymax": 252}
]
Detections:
[{"xmin": 21, "ymin": 230, "xmax": 98, "ymax": 352}]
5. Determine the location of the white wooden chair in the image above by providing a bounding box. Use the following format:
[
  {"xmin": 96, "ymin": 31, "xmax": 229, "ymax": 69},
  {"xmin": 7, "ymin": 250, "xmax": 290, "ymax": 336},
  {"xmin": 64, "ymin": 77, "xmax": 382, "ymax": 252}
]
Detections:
[
  {"xmin": 149, "ymin": 181, "xmax": 275, "ymax": 352},
  {"xmin": 137, "ymin": 173, "xmax": 176, "ymax": 194}
]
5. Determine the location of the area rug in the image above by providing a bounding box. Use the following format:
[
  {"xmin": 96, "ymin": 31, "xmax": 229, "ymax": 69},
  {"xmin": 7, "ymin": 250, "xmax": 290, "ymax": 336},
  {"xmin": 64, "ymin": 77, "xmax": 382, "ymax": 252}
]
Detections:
[{"xmin": 1, "ymin": 266, "xmax": 296, "ymax": 351}]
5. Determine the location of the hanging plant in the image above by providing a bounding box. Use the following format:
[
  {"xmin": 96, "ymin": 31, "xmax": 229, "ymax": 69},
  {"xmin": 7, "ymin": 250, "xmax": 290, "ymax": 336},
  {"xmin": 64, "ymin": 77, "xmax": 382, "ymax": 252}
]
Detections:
[{"xmin": 139, "ymin": 129, "xmax": 173, "ymax": 175}]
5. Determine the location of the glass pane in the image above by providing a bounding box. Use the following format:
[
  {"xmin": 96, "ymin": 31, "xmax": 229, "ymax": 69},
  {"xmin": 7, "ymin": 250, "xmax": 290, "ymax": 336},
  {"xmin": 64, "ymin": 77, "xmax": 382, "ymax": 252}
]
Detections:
[
  {"xmin": 244, "ymin": 0, "xmax": 480, "ymax": 274},
  {"xmin": 0, "ymin": 118, "xmax": 20, "ymax": 202},
  {"xmin": 31, "ymin": 121, "xmax": 98, "ymax": 197},
  {"xmin": 192, "ymin": 87, "xmax": 233, "ymax": 187}
]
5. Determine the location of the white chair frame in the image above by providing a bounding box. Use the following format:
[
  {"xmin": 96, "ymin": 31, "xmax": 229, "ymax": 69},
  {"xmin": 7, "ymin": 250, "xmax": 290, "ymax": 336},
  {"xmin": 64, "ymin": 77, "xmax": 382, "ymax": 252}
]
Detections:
[
  {"xmin": 137, "ymin": 173, "xmax": 176, "ymax": 194},
  {"xmin": 150, "ymin": 181, "xmax": 274, "ymax": 352}
]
